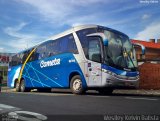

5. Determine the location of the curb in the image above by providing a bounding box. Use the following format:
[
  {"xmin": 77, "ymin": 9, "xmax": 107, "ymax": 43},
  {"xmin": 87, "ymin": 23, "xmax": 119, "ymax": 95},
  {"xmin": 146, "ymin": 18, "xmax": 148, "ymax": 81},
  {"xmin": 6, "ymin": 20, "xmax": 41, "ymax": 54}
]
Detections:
[{"xmin": 114, "ymin": 89, "xmax": 160, "ymax": 97}]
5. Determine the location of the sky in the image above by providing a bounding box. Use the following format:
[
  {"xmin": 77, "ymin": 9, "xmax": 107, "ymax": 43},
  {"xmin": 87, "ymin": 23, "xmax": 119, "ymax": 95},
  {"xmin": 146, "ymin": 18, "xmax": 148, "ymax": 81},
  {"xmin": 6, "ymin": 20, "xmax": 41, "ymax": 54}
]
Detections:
[{"xmin": 0, "ymin": 0, "xmax": 160, "ymax": 53}]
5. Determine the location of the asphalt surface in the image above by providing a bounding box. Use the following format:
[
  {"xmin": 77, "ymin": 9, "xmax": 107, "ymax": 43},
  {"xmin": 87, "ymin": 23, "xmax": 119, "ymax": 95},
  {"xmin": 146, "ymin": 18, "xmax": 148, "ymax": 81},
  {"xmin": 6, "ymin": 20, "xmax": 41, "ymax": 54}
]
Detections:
[{"xmin": 0, "ymin": 91, "xmax": 160, "ymax": 121}]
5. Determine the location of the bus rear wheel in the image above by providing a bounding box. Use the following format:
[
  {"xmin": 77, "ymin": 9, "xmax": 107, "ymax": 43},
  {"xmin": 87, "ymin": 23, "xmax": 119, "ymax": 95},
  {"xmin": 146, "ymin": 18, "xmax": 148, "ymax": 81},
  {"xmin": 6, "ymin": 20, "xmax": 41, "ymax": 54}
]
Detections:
[
  {"xmin": 20, "ymin": 79, "xmax": 30, "ymax": 92},
  {"xmin": 15, "ymin": 80, "xmax": 20, "ymax": 92},
  {"xmin": 70, "ymin": 75, "xmax": 85, "ymax": 95}
]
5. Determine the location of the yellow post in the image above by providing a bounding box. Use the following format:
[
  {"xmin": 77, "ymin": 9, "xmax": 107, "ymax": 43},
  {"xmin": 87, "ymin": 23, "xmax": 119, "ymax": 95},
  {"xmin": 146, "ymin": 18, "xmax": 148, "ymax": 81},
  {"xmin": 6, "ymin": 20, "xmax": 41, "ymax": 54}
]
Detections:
[{"xmin": 18, "ymin": 48, "xmax": 37, "ymax": 83}]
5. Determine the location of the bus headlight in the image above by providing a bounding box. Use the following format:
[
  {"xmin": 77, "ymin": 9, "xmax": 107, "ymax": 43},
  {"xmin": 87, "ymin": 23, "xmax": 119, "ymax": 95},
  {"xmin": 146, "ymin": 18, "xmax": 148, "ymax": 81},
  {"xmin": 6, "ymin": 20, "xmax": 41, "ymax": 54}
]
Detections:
[{"xmin": 106, "ymin": 70, "xmax": 116, "ymax": 76}]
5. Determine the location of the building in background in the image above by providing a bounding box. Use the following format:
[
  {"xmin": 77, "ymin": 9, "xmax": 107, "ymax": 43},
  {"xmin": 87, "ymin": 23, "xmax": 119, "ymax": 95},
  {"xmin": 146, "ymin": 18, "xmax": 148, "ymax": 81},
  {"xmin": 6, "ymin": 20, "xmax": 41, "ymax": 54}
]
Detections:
[
  {"xmin": 0, "ymin": 53, "xmax": 14, "ymax": 82},
  {"xmin": 132, "ymin": 39, "xmax": 160, "ymax": 63},
  {"xmin": 131, "ymin": 39, "xmax": 160, "ymax": 89}
]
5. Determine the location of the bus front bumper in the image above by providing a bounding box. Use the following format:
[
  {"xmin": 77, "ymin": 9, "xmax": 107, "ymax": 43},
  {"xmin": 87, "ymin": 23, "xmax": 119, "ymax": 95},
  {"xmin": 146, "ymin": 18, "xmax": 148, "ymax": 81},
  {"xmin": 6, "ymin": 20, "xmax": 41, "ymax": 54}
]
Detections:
[{"xmin": 102, "ymin": 74, "xmax": 139, "ymax": 89}]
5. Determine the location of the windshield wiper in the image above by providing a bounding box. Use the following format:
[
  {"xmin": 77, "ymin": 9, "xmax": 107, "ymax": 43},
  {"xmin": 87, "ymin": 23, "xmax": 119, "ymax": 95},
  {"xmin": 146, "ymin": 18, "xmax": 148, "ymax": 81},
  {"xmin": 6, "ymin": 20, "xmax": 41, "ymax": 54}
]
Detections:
[{"xmin": 123, "ymin": 47, "xmax": 136, "ymax": 69}]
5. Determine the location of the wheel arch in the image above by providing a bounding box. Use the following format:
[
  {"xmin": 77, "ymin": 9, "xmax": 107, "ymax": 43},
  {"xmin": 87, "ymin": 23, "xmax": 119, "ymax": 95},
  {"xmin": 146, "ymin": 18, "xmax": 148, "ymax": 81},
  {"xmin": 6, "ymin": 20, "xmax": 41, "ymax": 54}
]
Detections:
[
  {"xmin": 14, "ymin": 79, "xmax": 18, "ymax": 88},
  {"xmin": 69, "ymin": 71, "xmax": 80, "ymax": 88},
  {"xmin": 68, "ymin": 71, "xmax": 87, "ymax": 88}
]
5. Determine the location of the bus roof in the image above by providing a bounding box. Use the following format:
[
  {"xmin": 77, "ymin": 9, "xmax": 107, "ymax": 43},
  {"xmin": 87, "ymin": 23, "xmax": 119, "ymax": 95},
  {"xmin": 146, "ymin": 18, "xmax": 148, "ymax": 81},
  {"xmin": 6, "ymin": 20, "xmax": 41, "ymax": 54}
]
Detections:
[{"xmin": 48, "ymin": 24, "xmax": 128, "ymax": 41}]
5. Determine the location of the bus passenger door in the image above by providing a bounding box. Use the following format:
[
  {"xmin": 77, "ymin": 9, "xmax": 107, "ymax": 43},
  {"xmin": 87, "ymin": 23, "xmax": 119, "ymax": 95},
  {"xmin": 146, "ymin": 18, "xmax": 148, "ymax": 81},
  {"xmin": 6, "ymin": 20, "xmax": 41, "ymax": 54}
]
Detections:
[{"xmin": 87, "ymin": 37, "xmax": 102, "ymax": 87}]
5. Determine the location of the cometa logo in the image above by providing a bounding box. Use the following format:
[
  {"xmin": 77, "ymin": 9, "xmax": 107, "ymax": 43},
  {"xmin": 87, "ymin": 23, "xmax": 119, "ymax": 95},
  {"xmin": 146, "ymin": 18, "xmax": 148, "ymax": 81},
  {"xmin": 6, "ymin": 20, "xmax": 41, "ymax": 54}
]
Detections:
[{"xmin": 40, "ymin": 58, "xmax": 61, "ymax": 68}]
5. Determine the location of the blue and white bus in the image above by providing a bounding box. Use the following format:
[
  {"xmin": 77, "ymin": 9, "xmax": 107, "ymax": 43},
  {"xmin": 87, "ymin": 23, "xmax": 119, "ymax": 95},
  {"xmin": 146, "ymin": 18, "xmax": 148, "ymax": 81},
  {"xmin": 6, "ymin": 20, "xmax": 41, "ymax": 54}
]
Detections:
[{"xmin": 8, "ymin": 25, "xmax": 140, "ymax": 94}]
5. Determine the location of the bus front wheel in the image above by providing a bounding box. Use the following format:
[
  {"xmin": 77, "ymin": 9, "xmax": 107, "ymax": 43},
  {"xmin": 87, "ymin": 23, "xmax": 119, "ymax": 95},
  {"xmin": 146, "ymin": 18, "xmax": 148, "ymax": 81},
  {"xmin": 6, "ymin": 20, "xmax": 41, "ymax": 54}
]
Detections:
[{"xmin": 70, "ymin": 75, "xmax": 85, "ymax": 95}]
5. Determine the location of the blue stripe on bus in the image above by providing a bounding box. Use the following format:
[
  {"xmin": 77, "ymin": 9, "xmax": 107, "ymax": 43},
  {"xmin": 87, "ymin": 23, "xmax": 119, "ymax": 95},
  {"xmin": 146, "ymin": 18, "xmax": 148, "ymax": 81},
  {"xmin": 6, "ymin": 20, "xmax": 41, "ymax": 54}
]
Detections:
[{"xmin": 8, "ymin": 53, "xmax": 87, "ymax": 88}]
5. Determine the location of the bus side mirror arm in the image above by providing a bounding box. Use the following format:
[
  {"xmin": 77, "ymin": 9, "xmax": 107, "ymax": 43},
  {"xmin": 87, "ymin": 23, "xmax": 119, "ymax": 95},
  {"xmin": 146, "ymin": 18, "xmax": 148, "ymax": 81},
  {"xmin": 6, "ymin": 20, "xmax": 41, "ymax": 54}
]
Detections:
[{"xmin": 133, "ymin": 43, "xmax": 145, "ymax": 55}]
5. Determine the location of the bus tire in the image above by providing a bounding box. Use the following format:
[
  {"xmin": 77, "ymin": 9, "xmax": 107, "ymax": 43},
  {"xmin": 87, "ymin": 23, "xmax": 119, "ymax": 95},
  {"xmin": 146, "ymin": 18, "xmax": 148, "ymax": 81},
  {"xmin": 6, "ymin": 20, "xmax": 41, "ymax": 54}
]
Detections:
[
  {"xmin": 70, "ymin": 75, "xmax": 85, "ymax": 95},
  {"xmin": 20, "ymin": 79, "xmax": 30, "ymax": 92},
  {"xmin": 15, "ymin": 80, "xmax": 20, "ymax": 92},
  {"xmin": 98, "ymin": 89, "xmax": 113, "ymax": 95}
]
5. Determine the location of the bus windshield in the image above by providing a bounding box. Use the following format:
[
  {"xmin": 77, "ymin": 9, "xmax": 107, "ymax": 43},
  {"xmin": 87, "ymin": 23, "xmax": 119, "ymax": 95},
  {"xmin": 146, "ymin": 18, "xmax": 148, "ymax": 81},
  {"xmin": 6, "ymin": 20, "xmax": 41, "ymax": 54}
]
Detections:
[{"xmin": 104, "ymin": 30, "xmax": 137, "ymax": 70}]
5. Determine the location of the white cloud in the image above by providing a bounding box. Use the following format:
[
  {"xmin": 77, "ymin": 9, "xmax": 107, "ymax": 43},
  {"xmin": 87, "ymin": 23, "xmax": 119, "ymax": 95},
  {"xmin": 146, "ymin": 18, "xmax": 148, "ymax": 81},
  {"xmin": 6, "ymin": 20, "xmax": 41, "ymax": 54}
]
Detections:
[
  {"xmin": 18, "ymin": 0, "xmax": 143, "ymax": 29},
  {"xmin": 135, "ymin": 22, "xmax": 160, "ymax": 40},
  {"xmin": 19, "ymin": 0, "xmax": 108, "ymax": 26},
  {"xmin": 3, "ymin": 0, "xmax": 109, "ymax": 53},
  {"xmin": 3, "ymin": 22, "xmax": 46, "ymax": 52},
  {"xmin": 142, "ymin": 14, "xmax": 150, "ymax": 20},
  {"xmin": 4, "ymin": 22, "xmax": 29, "ymax": 38}
]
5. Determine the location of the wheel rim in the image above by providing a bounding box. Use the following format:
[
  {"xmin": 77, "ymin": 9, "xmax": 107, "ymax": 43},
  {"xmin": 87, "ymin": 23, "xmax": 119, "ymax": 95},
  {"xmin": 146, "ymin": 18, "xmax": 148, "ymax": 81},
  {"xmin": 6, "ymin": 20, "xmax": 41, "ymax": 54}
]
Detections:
[{"xmin": 73, "ymin": 79, "xmax": 82, "ymax": 91}]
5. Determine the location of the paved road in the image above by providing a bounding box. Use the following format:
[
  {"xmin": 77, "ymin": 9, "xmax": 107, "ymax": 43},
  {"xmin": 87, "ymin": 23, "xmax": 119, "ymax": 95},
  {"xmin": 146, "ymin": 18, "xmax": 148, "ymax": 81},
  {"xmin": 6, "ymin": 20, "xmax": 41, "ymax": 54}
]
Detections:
[{"xmin": 0, "ymin": 91, "xmax": 160, "ymax": 121}]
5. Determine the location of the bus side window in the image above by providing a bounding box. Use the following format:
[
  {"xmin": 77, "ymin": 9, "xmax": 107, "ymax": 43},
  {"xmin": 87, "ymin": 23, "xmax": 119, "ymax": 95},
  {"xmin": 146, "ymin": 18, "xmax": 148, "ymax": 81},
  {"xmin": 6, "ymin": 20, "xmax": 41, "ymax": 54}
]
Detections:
[
  {"xmin": 67, "ymin": 35, "xmax": 78, "ymax": 54},
  {"xmin": 46, "ymin": 40, "xmax": 58, "ymax": 57},
  {"xmin": 28, "ymin": 48, "xmax": 36, "ymax": 62},
  {"xmin": 58, "ymin": 34, "xmax": 78, "ymax": 54},
  {"xmin": 33, "ymin": 34, "xmax": 78, "ymax": 60},
  {"xmin": 22, "ymin": 51, "xmax": 29, "ymax": 63},
  {"xmin": 36, "ymin": 44, "xmax": 47, "ymax": 60}
]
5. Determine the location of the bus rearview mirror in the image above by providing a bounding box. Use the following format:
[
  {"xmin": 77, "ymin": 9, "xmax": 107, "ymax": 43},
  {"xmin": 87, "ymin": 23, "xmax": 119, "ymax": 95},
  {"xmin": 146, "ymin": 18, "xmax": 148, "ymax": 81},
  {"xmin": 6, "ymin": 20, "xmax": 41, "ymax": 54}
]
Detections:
[{"xmin": 133, "ymin": 43, "xmax": 145, "ymax": 55}]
